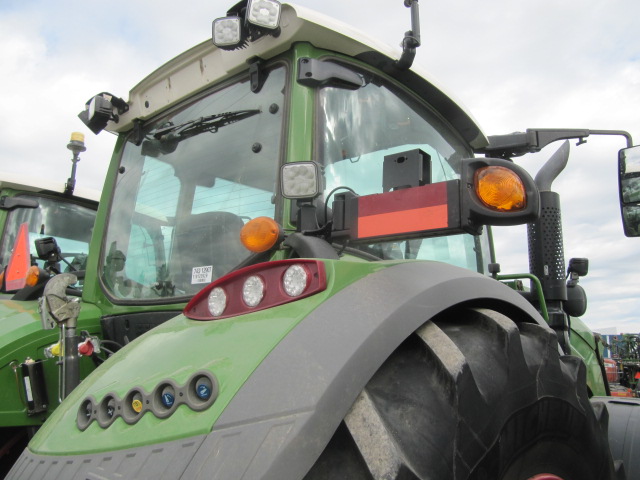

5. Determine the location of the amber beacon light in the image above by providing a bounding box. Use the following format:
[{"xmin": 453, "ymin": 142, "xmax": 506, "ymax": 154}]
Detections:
[{"xmin": 474, "ymin": 166, "xmax": 526, "ymax": 212}]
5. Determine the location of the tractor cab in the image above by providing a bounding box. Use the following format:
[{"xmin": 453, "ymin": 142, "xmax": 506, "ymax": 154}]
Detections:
[
  {"xmin": 91, "ymin": 54, "xmax": 503, "ymax": 306},
  {"xmin": 0, "ymin": 136, "xmax": 99, "ymax": 299}
]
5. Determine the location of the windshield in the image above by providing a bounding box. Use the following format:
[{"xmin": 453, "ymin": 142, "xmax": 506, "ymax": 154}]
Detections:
[
  {"xmin": 318, "ymin": 67, "xmax": 489, "ymax": 272},
  {"xmin": 101, "ymin": 66, "xmax": 286, "ymax": 302},
  {"xmin": 0, "ymin": 195, "xmax": 96, "ymax": 270}
]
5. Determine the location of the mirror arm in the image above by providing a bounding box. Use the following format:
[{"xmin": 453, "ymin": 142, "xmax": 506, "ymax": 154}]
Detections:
[
  {"xmin": 588, "ymin": 129, "xmax": 633, "ymax": 148},
  {"xmin": 480, "ymin": 128, "xmax": 634, "ymax": 158},
  {"xmin": 395, "ymin": 0, "xmax": 421, "ymax": 70}
]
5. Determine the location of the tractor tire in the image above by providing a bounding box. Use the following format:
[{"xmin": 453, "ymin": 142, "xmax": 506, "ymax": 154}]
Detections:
[{"xmin": 304, "ymin": 307, "xmax": 622, "ymax": 480}]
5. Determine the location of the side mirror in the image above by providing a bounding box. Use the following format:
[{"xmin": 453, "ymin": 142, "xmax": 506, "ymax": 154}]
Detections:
[
  {"xmin": 618, "ymin": 145, "xmax": 640, "ymax": 236},
  {"xmin": 0, "ymin": 196, "xmax": 39, "ymax": 211}
]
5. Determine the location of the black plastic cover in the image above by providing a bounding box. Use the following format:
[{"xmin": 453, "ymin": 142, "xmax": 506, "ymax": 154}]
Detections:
[
  {"xmin": 101, "ymin": 311, "xmax": 179, "ymax": 346},
  {"xmin": 21, "ymin": 360, "xmax": 48, "ymax": 415}
]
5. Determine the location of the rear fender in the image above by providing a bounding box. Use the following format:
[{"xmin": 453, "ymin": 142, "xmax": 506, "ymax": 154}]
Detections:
[{"xmin": 184, "ymin": 261, "xmax": 547, "ymax": 479}]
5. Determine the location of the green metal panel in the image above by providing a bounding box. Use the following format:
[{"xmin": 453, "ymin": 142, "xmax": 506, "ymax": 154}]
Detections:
[
  {"xmin": 282, "ymin": 43, "xmax": 316, "ymax": 232},
  {"xmin": 29, "ymin": 260, "xmax": 392, "ymax": 455},
  {"xmin": 81, "ymin": 135, "xmax": 130, "ymax": 309},
  {"xmin": 0, "ymin": 300, "xmax": 102, "ymax": 427},
  {"xmin": 570, "ymin": 316, "xmax": 607, "ymax": 396}
]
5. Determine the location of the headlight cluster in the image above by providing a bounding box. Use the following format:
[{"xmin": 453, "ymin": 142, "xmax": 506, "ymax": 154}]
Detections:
[
  {"xmin": 184, "ymin": 259, "xmax": 327, "ymax": 321},
  {"xmin": 77, "ymin": 371, "xmax": 218, "ymax": 430}
]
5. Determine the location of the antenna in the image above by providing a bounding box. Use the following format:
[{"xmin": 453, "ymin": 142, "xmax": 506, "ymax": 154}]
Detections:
[{"xmin": 65, "ymin": 132, "xmax": 86, "ymax": 196}]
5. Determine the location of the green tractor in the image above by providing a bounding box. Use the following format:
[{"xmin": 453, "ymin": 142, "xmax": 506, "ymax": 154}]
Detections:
[
  {"xmin": 7, "ymin": 1, "xmax": 640, "ymax": 478},
  {"xmin": 0, "ymin": 133, "xmax": 101, "ymax": 472}
]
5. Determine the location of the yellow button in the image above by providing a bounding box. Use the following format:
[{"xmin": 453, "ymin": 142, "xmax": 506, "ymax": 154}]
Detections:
[
  {"xmin": 132, "ymin": 399, "xmax": 143, "ymax": 413},
  {"xmin": 50, "ymin": 343, "xmax": 62, "ymax": 357}
]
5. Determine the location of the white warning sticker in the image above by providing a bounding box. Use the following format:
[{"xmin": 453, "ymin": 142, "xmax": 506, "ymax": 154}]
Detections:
[{"xmin": 191, "ymin": 265, "xmax": 213, "ymax": 284}]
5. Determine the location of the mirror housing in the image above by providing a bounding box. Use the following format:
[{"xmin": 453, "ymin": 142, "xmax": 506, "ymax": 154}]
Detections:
[
  {"xmin": 0, "ymin": 196, "xmax": 39, "ymax": 211},
  {"xmin": 35, "ymin": 237, "xmax": 61, "ymax": 263},
  {"xmin": 78, "ymin": 93, "xmax": 128, "ymax": 135},
  {"xmin": 567, "ymin": 257, "xmax": 589, "ymax": 277},
  {"xmin": 618, "ymin": 145, "xmax": 640, "ymax": 236}
]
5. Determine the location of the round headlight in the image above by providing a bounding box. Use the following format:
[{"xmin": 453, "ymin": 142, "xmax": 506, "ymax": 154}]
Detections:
[
  {"xmin": 208, "ymin": 287, "xmax": 227, "ymax": 317},
  {"xmin": 243, "ymin": 275, "xmax": 265, "ymax": 307},
  {"xmin": 283, "ymin": 264, "xmax": 309, "ymax": 297}
]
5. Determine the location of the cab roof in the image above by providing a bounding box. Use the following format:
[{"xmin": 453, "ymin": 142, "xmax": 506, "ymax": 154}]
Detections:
[
  {"xmin": 107, "ymin": 2, "xmax": 487, "ymax": 149},
  {"xmin": 0, "ymin": 171, "xmax": 100, "ymax": 204}
]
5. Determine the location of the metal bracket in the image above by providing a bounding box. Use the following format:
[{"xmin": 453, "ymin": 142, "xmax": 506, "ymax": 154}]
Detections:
[
  {"xmin": 297, "ymin": 58, "xmax": 364, "ymax": 90},
  {"xmin": 248, "ymin": 57, "xmax": 266, "ymax": 93}
]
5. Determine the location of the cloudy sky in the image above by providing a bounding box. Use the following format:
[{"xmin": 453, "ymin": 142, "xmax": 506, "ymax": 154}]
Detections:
[{"xmin": 1, "ymin": 0, "xmax": 639, "ymax": 334}]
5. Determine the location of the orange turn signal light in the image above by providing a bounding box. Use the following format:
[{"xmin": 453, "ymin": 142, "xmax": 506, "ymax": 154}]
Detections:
[
  {"xmin": 240, "ymin": 217, "xmax": 283, "ymax": 253},
  {"xmin": 25, "ymin": 265, "xmax": 44, "ymax": 287},
  {"xmin": 474, "ymin": 166, "xmax": 526, "ymax": 212}
]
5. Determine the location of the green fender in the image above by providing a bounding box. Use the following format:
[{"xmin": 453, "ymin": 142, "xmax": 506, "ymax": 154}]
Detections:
[{"xmin": 570, "ymin": 316, "xmax": 608, "ymax": 396}]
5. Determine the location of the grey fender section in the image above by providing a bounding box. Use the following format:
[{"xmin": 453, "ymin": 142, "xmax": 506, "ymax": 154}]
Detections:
[
  {"xmin": 593, "ymin": 396, "xmax": 640, "ymax": 477},
  {"xmin": 8, "ymin": 435, "xmax": 208, "ymax": 480},
  {"xmin": 188, "ymin": 262, "xmax": 545, "ymax": 479},
  {"xmin": 8, "ymin": 262, "xmax": 546, "ymax": 480}
]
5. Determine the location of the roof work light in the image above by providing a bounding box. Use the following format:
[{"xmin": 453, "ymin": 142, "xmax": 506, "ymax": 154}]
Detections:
[
  {"xmin": 212, "ymin": 0, "xmax": 282, "ymax": 50},
  {"xmin": 212, "ymin": 17, "xmax": 243, "ymax": 48},
  {"xmin": 246, "ymin": 0, "xmax": 281, "ymax": 29}
]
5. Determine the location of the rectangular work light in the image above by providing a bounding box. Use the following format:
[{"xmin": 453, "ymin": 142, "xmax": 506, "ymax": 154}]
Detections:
[
  {"xmin": 212, "ymin": 16, "xmax": 243, "ymax": 47},
  {"xmin": 246, "ymin": 0, "xmax": 281, "ymax": 29},
  {"xmin": 281, "ymin": 162, "xmax": 322, "ymax": 199}
]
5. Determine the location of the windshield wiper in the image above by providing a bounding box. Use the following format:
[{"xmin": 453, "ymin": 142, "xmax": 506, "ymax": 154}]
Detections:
[{"xmin": 152, "ymin": 109, "xmax": 261, "ymax": 142}]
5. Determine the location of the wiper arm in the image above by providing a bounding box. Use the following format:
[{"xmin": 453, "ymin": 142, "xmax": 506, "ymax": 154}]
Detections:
[{"xmin": 152, "ymin": 109, "xmax": 261, "ymax": 142}]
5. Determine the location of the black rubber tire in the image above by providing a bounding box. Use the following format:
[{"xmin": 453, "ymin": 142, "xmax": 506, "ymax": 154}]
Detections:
[{"xmin": 304, "ymin": 307, "xmax": 622, "ymax": 480}]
